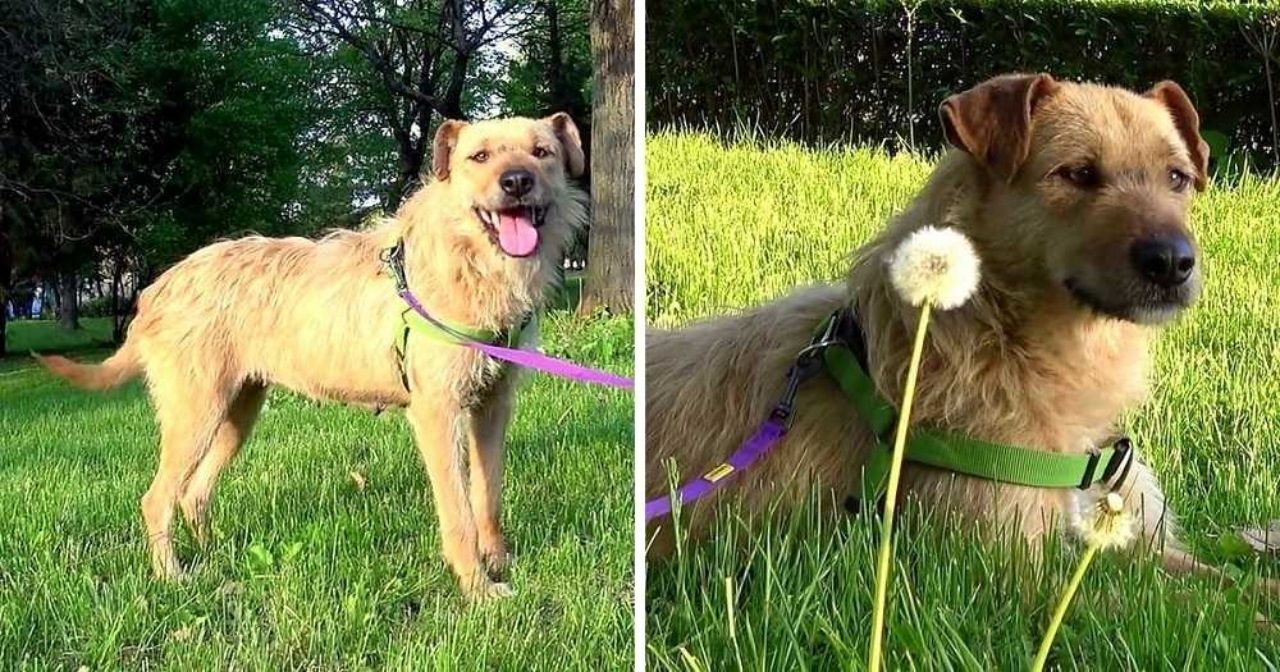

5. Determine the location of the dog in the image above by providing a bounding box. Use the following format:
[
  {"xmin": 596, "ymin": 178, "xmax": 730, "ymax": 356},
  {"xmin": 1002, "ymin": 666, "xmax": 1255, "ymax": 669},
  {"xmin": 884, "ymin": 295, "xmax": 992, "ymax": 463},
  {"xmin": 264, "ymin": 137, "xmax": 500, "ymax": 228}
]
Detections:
[
  {"xmin": 645, "ymin": 74, "xmax": 1272, "ymax": 595},
  {"xmin": 36, "ymin": 113, "xmax": 587, "ymax": 600}
]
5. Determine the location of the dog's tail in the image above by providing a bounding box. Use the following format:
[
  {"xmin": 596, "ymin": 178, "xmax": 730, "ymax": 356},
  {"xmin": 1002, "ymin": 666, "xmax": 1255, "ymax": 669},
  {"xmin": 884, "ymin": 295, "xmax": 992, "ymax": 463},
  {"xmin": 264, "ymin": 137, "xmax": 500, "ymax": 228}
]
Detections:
[{"xmin": 33, "ymin": 342, "xmax": 142, "ymax": 391}]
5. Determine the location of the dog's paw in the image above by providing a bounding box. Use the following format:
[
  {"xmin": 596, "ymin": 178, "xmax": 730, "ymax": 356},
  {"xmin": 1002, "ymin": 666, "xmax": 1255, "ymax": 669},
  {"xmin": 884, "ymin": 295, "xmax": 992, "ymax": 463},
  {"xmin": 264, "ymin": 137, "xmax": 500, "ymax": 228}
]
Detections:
[
  {"xmin": 482, "ymin": 549, "xmax": 513, "ymax": 577},
  {"xmin": 151, "ymin": 555, "xmax": 186, "ymax": 582},
  {"xmin": 154, "ymin": 566, "xmax": 188, "ymax": 583},
  {"xmin": 1255, "ymin": 611, "xmax": 1277, "ymax": 634},
  {"xmin": 466, "ymin": 578, "xmax": 516, "ymax": 602}
]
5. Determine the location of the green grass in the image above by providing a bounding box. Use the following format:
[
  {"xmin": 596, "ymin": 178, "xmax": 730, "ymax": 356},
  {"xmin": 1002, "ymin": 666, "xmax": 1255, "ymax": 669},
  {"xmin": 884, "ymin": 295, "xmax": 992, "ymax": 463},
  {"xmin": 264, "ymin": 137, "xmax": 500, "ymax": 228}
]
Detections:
[
  {"xmin": 0, "ymin": 314, "xmax": 633, "ymax": 670},
  {"xmin": 2, "ymin": 318, "xmax": 116, "ymax": 360},
  {"xmin": 646, "ymin": 132, "xmax": 1280, "ymax": 669}
]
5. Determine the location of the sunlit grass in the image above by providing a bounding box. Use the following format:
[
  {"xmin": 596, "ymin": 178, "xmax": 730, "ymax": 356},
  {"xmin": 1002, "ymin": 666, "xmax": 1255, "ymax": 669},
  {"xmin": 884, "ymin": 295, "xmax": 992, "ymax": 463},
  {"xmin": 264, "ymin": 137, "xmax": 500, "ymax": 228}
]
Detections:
[
  {"xmin": 0, "ymin": 314, "xmax": 633, "ymax": 670},
  {"xmin": 646, "ymin": 132, "xmax": 1280, "ymax": 669}
]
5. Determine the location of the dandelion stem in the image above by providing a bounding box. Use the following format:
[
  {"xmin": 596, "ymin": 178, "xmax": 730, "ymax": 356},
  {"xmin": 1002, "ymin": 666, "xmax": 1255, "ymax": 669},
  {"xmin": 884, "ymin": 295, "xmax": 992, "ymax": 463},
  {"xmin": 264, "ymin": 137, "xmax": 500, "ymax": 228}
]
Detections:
[
  {"xmin": 868, "ymin": 301, "xmax": 932, "ymax": 672},
  {"xmin": 1031, "ymin": 542, "xmax": 1100, "ymax": 672}
]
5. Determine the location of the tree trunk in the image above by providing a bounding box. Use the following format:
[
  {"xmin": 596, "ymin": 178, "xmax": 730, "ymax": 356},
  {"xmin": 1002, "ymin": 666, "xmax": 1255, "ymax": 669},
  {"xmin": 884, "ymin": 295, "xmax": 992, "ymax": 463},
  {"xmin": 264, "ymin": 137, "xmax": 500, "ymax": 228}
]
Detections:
[
  {"xmin": 110, "ymin": 251, "xmax": 126, "ymax": 342},
  {"xmin": 0, "ymin": 288, "xmax": 6, "ymax": 358},
  {"xmin": 0, "ymin": 205, "xmax": 9, "ymax": 358},
  {"xmin": 57, "ymin": 271, "xmax": 80, "ymax": 330},
  {"xmin": 547, "ymin": 1, "xmax": 568, "ymax": 112},
  {"xmin": 580, "ymin": 0, "xmax": 634, "ymax": 316}
]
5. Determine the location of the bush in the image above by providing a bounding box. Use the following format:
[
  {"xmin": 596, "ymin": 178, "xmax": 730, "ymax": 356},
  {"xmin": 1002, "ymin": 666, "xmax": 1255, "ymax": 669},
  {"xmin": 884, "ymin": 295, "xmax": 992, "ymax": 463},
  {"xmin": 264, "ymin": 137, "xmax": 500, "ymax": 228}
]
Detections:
[{"xmin": 648, "ymin": 0, "xmax": 1280, "ymax": 172}]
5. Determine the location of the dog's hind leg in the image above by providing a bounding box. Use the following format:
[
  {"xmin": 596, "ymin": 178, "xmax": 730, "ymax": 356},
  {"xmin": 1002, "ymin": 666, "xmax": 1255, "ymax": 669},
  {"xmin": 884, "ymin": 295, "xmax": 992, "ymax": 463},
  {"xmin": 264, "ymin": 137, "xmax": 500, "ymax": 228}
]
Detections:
[
  {"xmin": 179, "ymin": 383, "xmax": 267, "ymax": 549},
  {"xmin": 408, "ymin": 396, "xmax": 512, "ymax": 600},
  {"xmin": 467, "ymin": 381, "xmax": 515, "ymax": 578},
  {"xmin": 142, "ymin": 375, "xmax": 231, "ymax": 580}
]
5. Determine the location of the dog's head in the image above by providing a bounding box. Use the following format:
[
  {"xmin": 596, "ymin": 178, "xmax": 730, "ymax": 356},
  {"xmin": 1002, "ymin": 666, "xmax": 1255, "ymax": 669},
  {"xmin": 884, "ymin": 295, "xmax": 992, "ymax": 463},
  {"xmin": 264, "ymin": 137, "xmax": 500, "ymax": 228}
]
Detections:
[
  {"xmin": 430, "ymin": 113, "xmax": 585, "ymax": 259},
  {"xmin": 940, "ymin": 74, "xmax": 1209, "ymax": 324}
]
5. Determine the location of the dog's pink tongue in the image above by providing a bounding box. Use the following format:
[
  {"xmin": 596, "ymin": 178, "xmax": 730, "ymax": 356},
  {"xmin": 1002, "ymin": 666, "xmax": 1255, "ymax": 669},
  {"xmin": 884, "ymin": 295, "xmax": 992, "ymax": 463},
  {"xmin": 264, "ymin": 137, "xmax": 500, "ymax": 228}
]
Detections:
[{"xmin": 497, "ymin": 210, "xmax": 538, "ymax": 257}]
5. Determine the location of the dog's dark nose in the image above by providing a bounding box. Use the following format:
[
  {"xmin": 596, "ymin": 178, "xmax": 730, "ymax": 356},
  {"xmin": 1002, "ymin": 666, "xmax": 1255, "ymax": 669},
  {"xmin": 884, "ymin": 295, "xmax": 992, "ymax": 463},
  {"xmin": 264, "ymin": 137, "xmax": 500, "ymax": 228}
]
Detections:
[
  {"xmin": 1130, "ymin": 235, "xmax": 1195, "ymax": 287},
  {"xmin": 499, "ymin": 169, "xmax": 534, "ymax": 197}
]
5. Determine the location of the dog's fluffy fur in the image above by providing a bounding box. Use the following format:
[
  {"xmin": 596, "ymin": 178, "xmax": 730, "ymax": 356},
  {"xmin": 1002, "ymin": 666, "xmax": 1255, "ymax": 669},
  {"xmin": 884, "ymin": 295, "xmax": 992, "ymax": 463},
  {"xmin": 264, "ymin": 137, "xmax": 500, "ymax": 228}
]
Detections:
[
  {"xmin": 646, "ymin": 75, "xmax": 1262, "ymax": 590},
  {"xmin": 37, "ymin": 114, "xmax": 587, "ymax": 600}
]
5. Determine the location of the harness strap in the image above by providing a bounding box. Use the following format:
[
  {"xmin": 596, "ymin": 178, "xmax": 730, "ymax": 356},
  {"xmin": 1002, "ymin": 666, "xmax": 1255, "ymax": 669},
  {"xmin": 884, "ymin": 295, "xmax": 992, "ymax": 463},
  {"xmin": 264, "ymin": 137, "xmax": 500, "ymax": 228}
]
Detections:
[
  {"xmin": 383, "ymin": 239, "xmax": 534, "ymax": 391},
  {"xmin": 644, "ymin": 309, "xmax": 1136, "ymax": 521},
  {"xmin": 813, "ymin": 311, "xmax": 1134, "ymax": 500}
]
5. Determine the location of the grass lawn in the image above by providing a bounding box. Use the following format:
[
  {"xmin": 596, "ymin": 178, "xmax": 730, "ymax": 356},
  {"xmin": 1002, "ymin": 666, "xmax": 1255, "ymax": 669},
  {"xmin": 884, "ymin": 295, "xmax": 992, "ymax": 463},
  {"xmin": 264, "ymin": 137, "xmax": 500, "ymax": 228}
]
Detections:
[
  {"xmin": 646, "ymin": 132, "xmax": 1280, "ymax": 669},
  {"xmin": 0, "ymin": 313, "xmax": 634, "ymax": 670}
]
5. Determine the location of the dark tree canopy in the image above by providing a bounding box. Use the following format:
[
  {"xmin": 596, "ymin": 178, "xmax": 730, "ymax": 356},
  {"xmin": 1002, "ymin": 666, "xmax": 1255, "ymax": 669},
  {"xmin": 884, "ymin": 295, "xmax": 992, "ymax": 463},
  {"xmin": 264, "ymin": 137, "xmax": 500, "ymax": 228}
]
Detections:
[{"xmin": 1, "ymin": 0, "xmax": 622, "ymax": 356}]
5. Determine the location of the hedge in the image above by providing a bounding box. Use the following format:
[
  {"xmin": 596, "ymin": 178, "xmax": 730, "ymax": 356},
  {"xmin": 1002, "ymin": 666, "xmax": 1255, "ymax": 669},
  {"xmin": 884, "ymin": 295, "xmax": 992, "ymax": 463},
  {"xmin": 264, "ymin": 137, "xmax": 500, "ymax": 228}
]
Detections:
[{"xmin": 647, "ymin": 0, "xmax": 1280, "ymax": 171}]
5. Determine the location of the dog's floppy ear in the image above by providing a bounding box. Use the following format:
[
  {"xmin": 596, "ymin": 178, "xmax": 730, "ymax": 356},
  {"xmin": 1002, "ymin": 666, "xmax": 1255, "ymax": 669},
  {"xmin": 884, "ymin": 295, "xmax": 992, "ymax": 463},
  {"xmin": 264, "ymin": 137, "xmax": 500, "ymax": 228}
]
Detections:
[
  {"xmin": 544, "ymin": 112, "xmax": 586, "ymax": 178},
  {"xmin": 432, "ymin": 119, "xmax": 468, "ymax": 181},
  {"xmin": 939, "ymin": 73, "xmax": 1059, "ymax": 183},
  {"xmin": 1145, "ymin": 81, "xmax": 1210, "ymax": 191}
]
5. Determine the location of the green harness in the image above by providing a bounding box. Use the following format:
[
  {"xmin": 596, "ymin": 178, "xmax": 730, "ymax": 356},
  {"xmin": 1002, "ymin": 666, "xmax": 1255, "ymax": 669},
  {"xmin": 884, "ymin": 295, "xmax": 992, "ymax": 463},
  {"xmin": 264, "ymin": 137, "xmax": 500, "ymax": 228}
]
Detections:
[
  {"xmin": 381, "ymin": 239, "xmax": 534, "ymax": 391},
  {"xmin": 803, "ymin": 311, "xmax": 1135, "ymax": 500}
]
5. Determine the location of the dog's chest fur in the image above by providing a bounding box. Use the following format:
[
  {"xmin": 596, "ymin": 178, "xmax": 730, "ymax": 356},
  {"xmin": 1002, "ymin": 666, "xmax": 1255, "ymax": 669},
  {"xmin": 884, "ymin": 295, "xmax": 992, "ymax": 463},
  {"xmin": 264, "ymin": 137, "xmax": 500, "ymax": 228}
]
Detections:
[{"xmin": 459, "ymin": 356, "xmax": 513, "ymax": 408}]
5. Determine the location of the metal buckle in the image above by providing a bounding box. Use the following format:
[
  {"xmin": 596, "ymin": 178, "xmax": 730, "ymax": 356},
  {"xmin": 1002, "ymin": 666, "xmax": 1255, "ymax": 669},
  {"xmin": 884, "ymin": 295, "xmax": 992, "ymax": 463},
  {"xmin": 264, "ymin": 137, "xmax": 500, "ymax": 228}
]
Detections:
[
  {"xmin": 769, "ymin": 313, "xmax": 844, "ymax": 428},
  {"xmin": 1078, "ymin": 438, "xmax": 1134, "ymax": 490},
  {"xmin": 1079, "ymin": 447, "xmax": 1102, "ymax": 489},
  {"xmin": 1101, "ymin": 437, "xmax": 1135, "ymax": 488},
  {"xmin": 380, "ymin": 241, "xmax": 408, "ymax": 291}
]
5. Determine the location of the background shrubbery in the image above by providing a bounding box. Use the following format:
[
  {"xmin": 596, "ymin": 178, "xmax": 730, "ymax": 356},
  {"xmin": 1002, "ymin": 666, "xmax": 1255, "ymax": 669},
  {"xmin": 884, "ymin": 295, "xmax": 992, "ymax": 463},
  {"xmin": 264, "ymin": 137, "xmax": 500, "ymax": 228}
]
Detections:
[{"xmin": 648, "ymin": 0, "xmax": 1280, "ymax": 171}]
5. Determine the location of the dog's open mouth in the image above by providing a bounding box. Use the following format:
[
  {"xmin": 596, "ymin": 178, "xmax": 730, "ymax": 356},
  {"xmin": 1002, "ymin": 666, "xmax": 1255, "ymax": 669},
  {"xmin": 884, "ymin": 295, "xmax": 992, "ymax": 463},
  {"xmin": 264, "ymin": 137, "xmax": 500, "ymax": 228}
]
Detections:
[{"xmin": 475, "ymin": 206, "xmax": 547, "ymax": 258}]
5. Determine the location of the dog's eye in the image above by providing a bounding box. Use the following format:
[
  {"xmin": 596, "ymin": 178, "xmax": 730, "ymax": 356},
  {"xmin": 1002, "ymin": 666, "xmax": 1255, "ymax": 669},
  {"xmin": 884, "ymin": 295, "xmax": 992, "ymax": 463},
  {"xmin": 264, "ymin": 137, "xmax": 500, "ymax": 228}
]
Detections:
[
  {"xmin": 532, "ymin": 147, "xmax": 551, "ymax": 159},
  {"xmin": 1169, "ymin": 168, "xmax": 1191, "ymax": 193},
  {"xmin": 1060, "ymin": 165, "xmax": 1101, "ymax": 189},
  {"xmin": 470, "ymin": 151, "xmax": 489, "ymax": 163}
]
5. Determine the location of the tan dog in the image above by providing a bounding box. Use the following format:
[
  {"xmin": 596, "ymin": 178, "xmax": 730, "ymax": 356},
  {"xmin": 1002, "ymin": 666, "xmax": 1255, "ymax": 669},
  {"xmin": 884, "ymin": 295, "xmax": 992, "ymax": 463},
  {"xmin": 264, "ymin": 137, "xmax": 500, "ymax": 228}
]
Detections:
[
  {"xmin": 646, "ymin": 74, "xmax": 1261, "ymax": 591},
  {"xmin": 37, "ymin": 114, "xmax": 587, "ymax": 600}
]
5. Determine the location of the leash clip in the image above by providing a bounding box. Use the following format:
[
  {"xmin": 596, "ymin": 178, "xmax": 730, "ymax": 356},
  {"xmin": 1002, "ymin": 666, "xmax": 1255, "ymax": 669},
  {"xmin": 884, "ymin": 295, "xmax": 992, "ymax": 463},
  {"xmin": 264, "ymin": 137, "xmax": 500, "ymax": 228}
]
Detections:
[
  {"xmin": 381, "ymin": 240, "xmax": 409, "ymax": 292},
  {"xmin": 770, "ymin": 314, "xmax": 843, "ymax": 427}
]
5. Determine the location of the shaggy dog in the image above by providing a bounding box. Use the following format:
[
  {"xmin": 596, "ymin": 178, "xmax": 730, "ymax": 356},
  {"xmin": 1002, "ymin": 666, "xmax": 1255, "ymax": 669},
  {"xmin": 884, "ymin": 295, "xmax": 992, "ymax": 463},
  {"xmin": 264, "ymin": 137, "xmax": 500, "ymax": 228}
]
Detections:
[
  {"xmin": 37, "ymin": 114, "xmax": 587, "ymax": 600},
  {"xmin": 646, "ymin": 74, "xmax": 1264, "ymax": 591}
]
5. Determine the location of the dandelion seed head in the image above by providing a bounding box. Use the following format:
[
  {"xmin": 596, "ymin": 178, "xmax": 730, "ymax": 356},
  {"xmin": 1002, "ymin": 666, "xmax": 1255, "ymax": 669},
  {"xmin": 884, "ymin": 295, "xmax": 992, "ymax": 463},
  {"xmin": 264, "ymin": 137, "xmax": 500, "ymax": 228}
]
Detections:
[
  {"xmin": 887, "ymin": 226, "xmax": 982, "ymax": 310},
  {"xmin": 1069, "ymin": 491, "xmax": 1137, "ymax": 551}
]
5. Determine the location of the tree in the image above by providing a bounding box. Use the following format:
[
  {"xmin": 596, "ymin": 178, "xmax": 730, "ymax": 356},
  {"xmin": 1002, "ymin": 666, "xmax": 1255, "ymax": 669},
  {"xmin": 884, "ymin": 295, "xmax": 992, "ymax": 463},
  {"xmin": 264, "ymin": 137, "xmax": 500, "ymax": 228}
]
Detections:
[
  {"xmin": 291, "ymin": 0, "xmax": 539, "ymax": 210},
  {"xmin": 496, "ymin": 0, "xmax": 592, "ymax": 123},
  {"xmin": 0, "ymin": 204, "xmax": 9, "ymax": 352},
  {"xmin": 0, "ymin": 0, "xmax": 339, "ymax": 353},
  {"xmin": 1, "ymin": 0, "xmax": 600, "ymax": 357},
  {"xmin": 579, "ymin": 0, "xmax": 633, "ymax": 315}
]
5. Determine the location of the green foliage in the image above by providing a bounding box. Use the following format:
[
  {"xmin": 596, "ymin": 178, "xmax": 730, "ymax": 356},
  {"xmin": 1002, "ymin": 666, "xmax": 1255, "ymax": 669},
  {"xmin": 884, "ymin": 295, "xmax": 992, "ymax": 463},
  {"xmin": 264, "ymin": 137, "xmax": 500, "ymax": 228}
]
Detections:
[
  {"xmin": 127, "ymin": 0, "xmax": 326, "ymax": 267},
  {"xmin": 648, "ymin": 0, "xmax": 1280, "ymax": 171},
  {"xmin": 496, "ymin": 0, "xmax": 593, "ymax": 121},
  {"xmin": 0, "ymin": 316, "xmax": 633, "ymax": 669},
  {"xmin": 647, "ymin": 132, "xmax": 1280, "ymax": 667},
  {"xmin": 2, "ymin": 0, "xmax": 595, "ymax": 327},
  {"xmin": 0, "ymin": 0, "xmax": 339, "ymax": 275}
]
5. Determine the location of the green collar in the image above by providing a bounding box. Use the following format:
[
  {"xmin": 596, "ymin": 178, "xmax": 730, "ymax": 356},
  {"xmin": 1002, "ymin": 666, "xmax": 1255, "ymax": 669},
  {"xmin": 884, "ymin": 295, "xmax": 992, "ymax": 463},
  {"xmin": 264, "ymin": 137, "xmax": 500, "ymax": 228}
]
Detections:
[{"xmin": 810, "ymin": 312, "xmax": 1134, "ymax": 498}]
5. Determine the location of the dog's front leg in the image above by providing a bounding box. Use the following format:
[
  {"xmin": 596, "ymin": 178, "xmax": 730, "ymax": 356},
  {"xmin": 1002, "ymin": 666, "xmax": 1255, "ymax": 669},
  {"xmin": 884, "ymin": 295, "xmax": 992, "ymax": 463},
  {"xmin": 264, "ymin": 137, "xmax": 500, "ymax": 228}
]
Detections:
[
  {"xmin": 1118, "ymin": 461, "xmax": 1280, "ymax": 623},
  {"xmin": 407, "ymin": 396, "xmax": 513, "ymax": 601},
  {"xmin": 468, "ymin": 380, "xmax": 515, "ymax": 578}
]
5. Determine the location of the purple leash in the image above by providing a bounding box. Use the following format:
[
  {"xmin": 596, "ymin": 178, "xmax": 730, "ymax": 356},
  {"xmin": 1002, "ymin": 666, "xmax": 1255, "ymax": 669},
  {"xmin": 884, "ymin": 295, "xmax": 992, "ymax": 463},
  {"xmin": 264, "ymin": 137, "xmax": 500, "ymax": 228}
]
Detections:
[
  {"xmin": 644, "ymin": 417, "xmax": 788, "ymax": 521},
  {"xmin": 399, "ymin": 289, "xmax": 633, "ymax": 389},
  {"xmin": 644, "ymin": 318, "xmax": 838, "ymax": 521}
]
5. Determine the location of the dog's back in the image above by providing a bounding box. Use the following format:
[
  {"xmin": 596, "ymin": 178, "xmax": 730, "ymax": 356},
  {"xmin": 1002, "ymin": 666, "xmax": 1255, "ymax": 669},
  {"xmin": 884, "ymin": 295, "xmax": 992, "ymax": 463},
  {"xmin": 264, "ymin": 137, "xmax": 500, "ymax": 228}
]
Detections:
[{"xmin": 40, "ymin": 226, "xmax": 410, "ymax": 407}]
